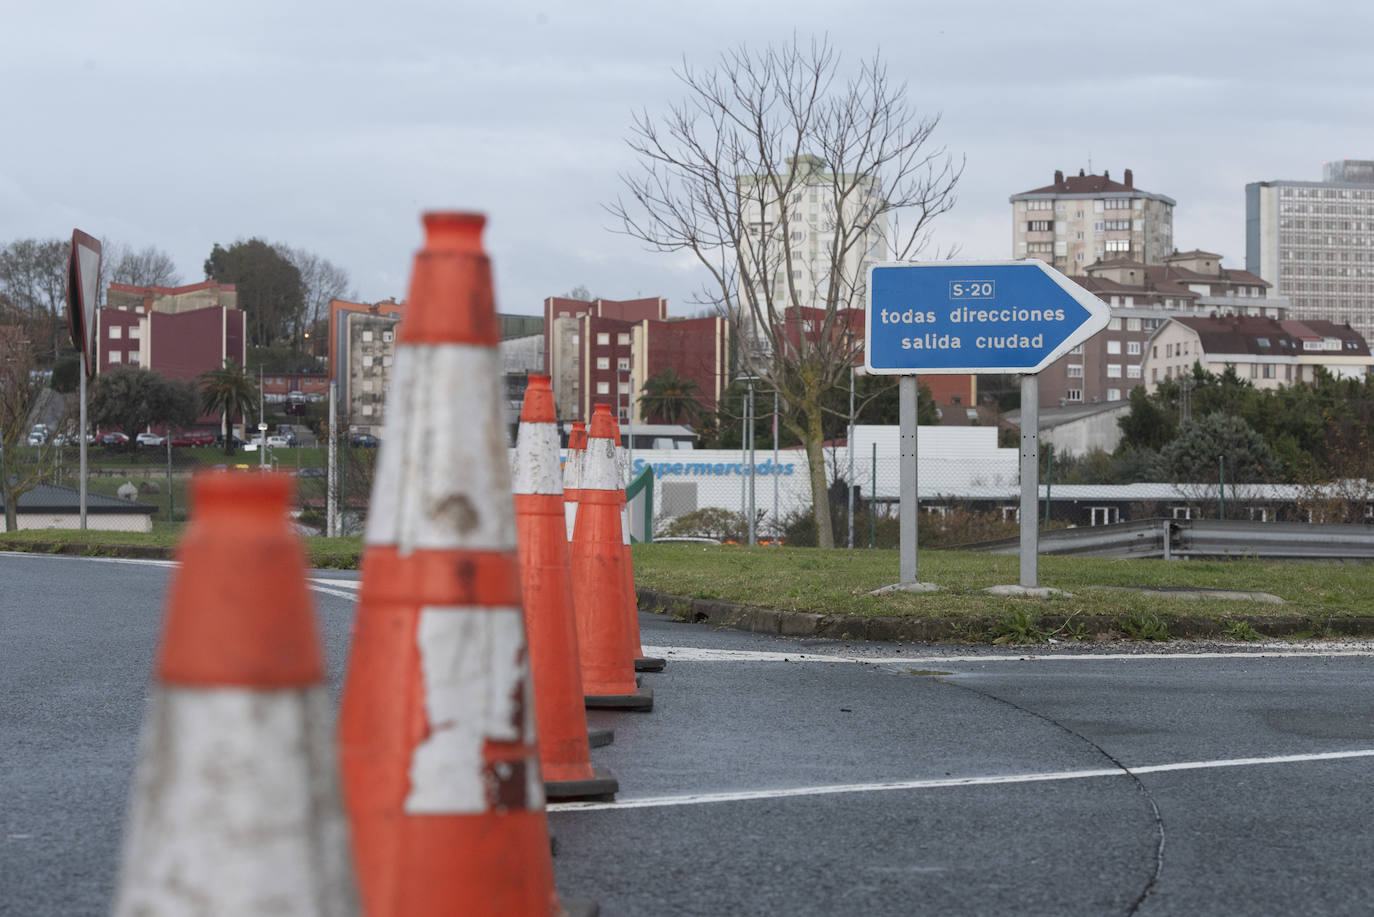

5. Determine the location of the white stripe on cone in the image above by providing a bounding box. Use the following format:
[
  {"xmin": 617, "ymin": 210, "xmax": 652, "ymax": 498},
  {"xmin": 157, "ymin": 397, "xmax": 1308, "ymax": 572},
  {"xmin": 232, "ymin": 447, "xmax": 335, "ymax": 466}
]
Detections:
[
  {"xmin": 367, "ymin": 344, "xmax": 515, "ymax": 553},
  {"xmin": 512, "ymin": 422, "xmax": 563, "ymax": 497},
  {"xmin": 405, "ymin": 607, "xmax": 543, "ymax": 814},
  {"xmin": 114, "ymin": 688, "xmax": 354, "ymax": 915},
  {"xmin": 563, "ymin": 445, "xmax": 583, "ymax": 540},
  {"xmin": 580, "ymin": 436, "xmax": 620, "ymax": 492}
]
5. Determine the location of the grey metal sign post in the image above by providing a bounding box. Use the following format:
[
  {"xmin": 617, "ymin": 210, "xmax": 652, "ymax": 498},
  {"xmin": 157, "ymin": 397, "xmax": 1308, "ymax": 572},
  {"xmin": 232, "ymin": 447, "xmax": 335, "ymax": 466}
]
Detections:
[{"xmin": 898, "ymin": 375, "xmax": 919, "ymax": 584}]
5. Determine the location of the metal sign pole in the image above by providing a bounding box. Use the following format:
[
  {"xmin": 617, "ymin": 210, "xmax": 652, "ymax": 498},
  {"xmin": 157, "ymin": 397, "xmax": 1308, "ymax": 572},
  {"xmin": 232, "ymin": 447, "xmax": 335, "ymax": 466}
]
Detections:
[
  {"xmin": 1019, "ymin": 374, "xmax": 1039, "ymax": 588},
  {"xmin": 326, "ymin": 381, "xmax": 338, "ymax": 537},
  {"xmin": 899, "ymin": 375, "xmax": 918, "ymax": 583},
  {"xmin": 79, "ymin": 351, "xmax": 88, "ymax": 530}
]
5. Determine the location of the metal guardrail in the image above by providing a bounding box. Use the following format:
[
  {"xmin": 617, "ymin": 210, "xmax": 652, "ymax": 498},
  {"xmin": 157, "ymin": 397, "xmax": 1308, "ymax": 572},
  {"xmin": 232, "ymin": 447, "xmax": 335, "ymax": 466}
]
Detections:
[{"xmin": 964, "ymin": 518, "xmax": 1374, "ymax": 561}]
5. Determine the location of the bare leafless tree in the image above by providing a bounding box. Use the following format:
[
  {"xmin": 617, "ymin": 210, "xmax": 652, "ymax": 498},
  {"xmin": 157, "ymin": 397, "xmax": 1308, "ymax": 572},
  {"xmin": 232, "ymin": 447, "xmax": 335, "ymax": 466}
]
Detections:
[
  {"xmin": 610, "ymin": 38, "xmax": 962, "ymax": 546},
  {"xmin": 0, "ymin": 319, "xmax": 54, "ymax": 531},
  {"xmin": 277, "ymin": 245, "xmax": 353, "ymax": 346},
  {"xmin": 107, "ymin": 242, "xmax": 183, "ymax": 288}
]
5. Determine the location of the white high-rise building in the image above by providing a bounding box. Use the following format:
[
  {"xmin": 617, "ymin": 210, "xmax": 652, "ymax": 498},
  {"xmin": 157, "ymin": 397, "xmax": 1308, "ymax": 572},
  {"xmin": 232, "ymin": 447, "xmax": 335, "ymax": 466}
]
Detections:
[
  {"xmin": 736, "ymin": 154, "xmax": 888, "ymax": 318},
  {"xmin": 1246, "ymin": 160, "xmax": 1374, "ymax": 343}
]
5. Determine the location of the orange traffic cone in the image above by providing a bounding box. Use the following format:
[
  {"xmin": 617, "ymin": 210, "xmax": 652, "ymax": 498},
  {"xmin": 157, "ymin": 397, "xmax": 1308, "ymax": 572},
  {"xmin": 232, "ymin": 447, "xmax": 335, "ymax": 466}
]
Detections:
[
  {"xmin": 563, "ymin": 421, "xmax": 587, "ymax": 540},
  {"xmin": 572, "ymin": 405, "xmax": 653, "ymax": 711},
  {"xmin": 561, "ymin": 421, "xmax": 614, "ymax": 747},
  {"xmin": 113, "ymin": 471, "xmax": 356, "ymax": 916},
  {"xmin": 337, "ymin": 213, "xmax": 595, "ymax": 917},
  {"xmin": 515, "ymin": 374, "xmax": 618, "ymax": 801},
  {"xmin": 610, "ymin": 416, "xmax": 666, "ymax": 674}
]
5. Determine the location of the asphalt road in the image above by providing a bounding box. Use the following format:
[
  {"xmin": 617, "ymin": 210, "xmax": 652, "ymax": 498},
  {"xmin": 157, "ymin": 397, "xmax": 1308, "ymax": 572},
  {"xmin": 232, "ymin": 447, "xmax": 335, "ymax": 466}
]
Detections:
[{"xmin": 3, "ymin": 551, "xmax": 1373, "ymax": 915}]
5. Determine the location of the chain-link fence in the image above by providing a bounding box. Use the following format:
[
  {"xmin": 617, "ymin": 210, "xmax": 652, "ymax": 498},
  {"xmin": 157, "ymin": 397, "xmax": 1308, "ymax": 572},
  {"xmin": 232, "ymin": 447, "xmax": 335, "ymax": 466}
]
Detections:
[{"xmin": 1, "ymin": 435, "xmax": 379, "ymax": 536}]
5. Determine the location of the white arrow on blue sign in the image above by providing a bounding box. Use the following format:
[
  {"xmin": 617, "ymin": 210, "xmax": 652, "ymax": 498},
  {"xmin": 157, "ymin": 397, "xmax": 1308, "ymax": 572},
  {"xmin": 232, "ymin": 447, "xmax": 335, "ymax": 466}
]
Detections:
[{"xmin": 864, "ymin": 260, "xmax": 1111, "ymax": 375}]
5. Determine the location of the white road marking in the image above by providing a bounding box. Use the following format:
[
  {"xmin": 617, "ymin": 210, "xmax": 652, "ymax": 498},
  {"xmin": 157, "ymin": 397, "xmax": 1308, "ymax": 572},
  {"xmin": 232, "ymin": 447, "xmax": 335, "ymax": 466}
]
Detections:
[
  {"xmin": 642, "ymin": 645, "xmax": 1374, "ymax": 664},
  {"xmin": 547, "ymin": 748, "xmax": 1374, "ymax": 813}
]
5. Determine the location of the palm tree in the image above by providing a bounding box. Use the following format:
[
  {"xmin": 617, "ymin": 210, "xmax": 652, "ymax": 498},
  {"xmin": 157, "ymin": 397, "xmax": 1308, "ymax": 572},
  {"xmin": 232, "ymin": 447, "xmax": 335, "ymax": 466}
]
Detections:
[
  {"xmin": 198, "ymin": 359, "xmax": 257, "ymax": 455},
  {"xmin": 638, "ymin": 368, "xmax": 703, "ymax": 425}
]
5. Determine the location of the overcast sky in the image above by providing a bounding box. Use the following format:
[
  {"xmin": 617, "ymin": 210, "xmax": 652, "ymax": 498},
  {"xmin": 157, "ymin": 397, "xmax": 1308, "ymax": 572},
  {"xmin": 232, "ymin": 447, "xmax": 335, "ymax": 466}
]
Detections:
[{"xmin": 5, "ymin": 1, "xmax": 1373, "ymax": 317}]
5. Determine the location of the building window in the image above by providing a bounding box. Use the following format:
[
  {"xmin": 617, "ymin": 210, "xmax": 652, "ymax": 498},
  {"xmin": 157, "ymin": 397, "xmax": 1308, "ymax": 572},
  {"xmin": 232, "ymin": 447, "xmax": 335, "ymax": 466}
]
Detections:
[
  {"xmin": 127, "ymin": 351, "xmax": 140, "ymax": 365},
  {"xmin": 362, "ymin": 331, "xmax": 373, "ymax": 342},
  {"xmin": 596, "ymin": 381, "xmax": 610, "ymax": 394},
  {"xmin": 1027, "ymin": 220, "xmax": 1052, "ymax": 232},
  {"xmin": 618, "ymin": 358, "xmax": 630, "ymax": 371},
  {"xmin": 382, "ymin": 331, "xmax": 394, "ymax": 343},
  {"xmin": 596, "ymin": 357, "xmax": 610, "ymax": 370},
  {"xmin": 1107, "ymin": 340, "xmax": 1121, "ymax": 355},
  {"xmin": 1107, "ymin": 364, "xmax": 1122, "ymax": 378},
  {"xmin": 1105, "ymin": 240, "xmax": 1131, "ymax": 253},
  {"xmin": 128, "ymin": 325, "xmax": 140, "ymax": 339},
  {"xmin": 1127, "ymin": 341, "xmax": 1141, "ymax": 356},
  {"xmin": 1127, "ymin": 364, "xmax": 1142, "ymax": 379},
  {"xmin": 1090, "ymin": 506, "xmax": 1119, "ymax": 526},
  {"xmin": 1109, "ymin": 318, "xmax": 1122, "ymax": 330},
  {"xmin": 1065, "ymin": 389, "xmax": 1082, "ymax": 402},
  {"xmin": 1126, "ymin": 318, "xmax": 1141, "ymax": 332},
  {"xmin": 108, "ymin": 351, "xmax": 121, "ymax": 364},
  {"xmin": 1107, "ymin": 388, "xmax": 1121, "ymax": 401},
  {"xmin": 110, "ymin": 326, "xmax": 122, "ymax": 339},
  {"xmin": 1067, "ymin": 365, "xmax": 1084, "ymax": 378},
  {"xmin": 596, "ymin": 333, "xmax": 610, "ymax": 346},
  {"xmin": 617, "ymin": 333, "xmax": 630, "ymax": 345}
]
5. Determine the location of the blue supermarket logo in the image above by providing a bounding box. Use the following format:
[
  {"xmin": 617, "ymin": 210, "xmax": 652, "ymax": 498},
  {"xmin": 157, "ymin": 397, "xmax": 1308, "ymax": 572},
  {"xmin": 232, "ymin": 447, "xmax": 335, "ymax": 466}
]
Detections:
[{"xmin": 631, "ymin": 459, "xmax": 796, "ymax": 478}]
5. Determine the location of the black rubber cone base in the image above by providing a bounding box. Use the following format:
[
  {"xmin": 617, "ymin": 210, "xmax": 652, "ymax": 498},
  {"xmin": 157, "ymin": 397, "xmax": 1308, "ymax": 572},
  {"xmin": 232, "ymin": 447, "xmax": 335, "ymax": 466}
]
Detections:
[
  {"xmin": 561, "ymin": 899, "xmax": 599, "ymax": 917},
  {"xmin": 545, "ymin": 765, "xmax": 618, "ymax": 802},
  {"xmin": 587, "ymin": 727, "xmax": 614, "ymax": 748},
  {"xmin": 635, "ymin": 656, "xmax": 666, "ymax": 672},
  {"xmin": 584, "ymin": 685, "xmax": 654, "ymax": 711}
]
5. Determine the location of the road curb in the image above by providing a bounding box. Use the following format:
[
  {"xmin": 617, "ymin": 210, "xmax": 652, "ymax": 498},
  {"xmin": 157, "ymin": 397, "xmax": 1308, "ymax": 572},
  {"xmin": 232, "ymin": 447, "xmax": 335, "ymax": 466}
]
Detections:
[{"xmin": 635, "ymin": 587, "xmax": 1374, "ymax": 643}]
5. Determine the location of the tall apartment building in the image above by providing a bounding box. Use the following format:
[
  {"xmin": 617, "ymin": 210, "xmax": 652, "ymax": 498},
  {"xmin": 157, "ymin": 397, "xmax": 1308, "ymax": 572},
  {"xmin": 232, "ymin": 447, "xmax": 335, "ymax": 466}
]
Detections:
[
  {"xmin": 737, "ymin": 154, "xmax": 888, "ymax": 319},
  {"xmin": 1036, "ymin": 251, "xmax": 1283, "ymax": 409},
  {"xmin": 327, "ymin": 299, "xmax": 405, "ymax": 437},
  {"xmin": 543, "ymin": 296, "xmax": 729, "ymax": 426},
  {"xmin": 1246, "ymin": 159, "xmax": 1374, "ymax": 342},
  {"xmin": 1010, "ymin": 169, "xmax": 1175, "ymax": 276}
]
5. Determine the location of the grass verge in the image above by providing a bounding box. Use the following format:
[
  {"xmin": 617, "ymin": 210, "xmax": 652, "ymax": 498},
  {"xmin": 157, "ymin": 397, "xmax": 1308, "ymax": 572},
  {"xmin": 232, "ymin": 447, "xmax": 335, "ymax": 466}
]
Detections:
[
  {"xmin": 0, "ymin": 529, "xmax": 362, "ymax": 570},
  {"xmin": 631, "ymin": 543, "xmax": 1374, "ymax": 622}
]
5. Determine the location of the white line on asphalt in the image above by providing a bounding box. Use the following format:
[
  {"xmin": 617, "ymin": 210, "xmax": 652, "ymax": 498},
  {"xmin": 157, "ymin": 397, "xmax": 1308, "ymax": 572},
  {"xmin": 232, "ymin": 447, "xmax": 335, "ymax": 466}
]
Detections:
[
  {"xmin": 0, "ymin": 551, "xmax": 175, "ymax": 568},
  {"xmin": 546, "ymin": 748, "xmax": 1374, "ymax": 813},
  {"xmin": 641, "ymin": 645, "xmax": 1374, "ymax": 664}
]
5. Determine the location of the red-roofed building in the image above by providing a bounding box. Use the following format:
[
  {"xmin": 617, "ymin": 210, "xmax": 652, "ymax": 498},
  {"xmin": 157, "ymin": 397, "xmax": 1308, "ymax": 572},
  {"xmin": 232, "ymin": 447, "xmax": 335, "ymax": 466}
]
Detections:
[
  {"xmin": 544, "ymin": 296, "xmax": 732, "ymax": 424},
  {"xmin": 1010, "ymin": 168, "xmax": 1176, "ymax": 276},
  {"xmin": 99, "ymin": 281, "xmax": 246, "ymax": 383},
  {"xmin": 1028, "ymin": 251, "xmax": 1296, "ymax": 409},
  {"xmin": 1144, "ymin": 315, "xmax": 1372, "ymax": 390}
]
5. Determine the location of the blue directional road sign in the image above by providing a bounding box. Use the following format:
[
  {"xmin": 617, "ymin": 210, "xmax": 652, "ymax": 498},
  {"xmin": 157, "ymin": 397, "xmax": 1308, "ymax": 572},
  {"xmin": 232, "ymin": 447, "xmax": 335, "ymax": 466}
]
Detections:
[{"xmin": 865, "ymin": 261, "xmax": 1111, "ymax": 375}]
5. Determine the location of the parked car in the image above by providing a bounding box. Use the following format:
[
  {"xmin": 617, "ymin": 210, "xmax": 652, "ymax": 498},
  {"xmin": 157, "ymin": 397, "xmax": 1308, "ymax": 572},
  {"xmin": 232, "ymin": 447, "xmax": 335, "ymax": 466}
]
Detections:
[
  {"xmin": 100, "ymin": 431, "xmax": 130, "ymax": 446},
  {"xmin": 350, "ymin": 433, "xmax": 380, "ymax": 448},
  {"xmin": 27, "ymin": 431, "xmax": 46, "ymax": 446},
  {"xmin": 136, "ymin": 432, "xmax": 166, "ymax": 447},
  {"xmin": 297, "ymin": 466, "xmax": 326, "ymax": 478},
  {"xmin": 266, "ymin": 435, "xmax": 291, "ymax": 449},
  {"xmin": 214, "ymin": 433, "xmax": 246, "ymax": 449},
  {"xmin": 169, "ymin": 430, "xmax": 216, "ymax": 447}
]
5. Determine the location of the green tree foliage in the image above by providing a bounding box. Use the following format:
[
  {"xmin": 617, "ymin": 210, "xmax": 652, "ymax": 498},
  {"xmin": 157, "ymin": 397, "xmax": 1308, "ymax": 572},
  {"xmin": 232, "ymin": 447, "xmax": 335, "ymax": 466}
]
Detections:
[
  {"xmin": 1155, "ymin": 413, "xmax": 1276, "ymax": 483},
  {"xmin": 198, "ymin": 360, "xmax": 258, "ymax": 454},
  {"xmin": 204, "ymin": 240, "xmax": 305, "ymax": 348},
  {"xmin": 1115, "ymin": 366, "xmax": 1374, "ymax": 484},
  {"xmin": 639, "ymin": 368, "xmax": 704, "ymax": 425},
  {"xmin": 90, "ymin": 368, "xmax": 198, "ymax": 449},
  {"xmin": 1117, "ymin": 384, "xmax": 1177, "ymax": 451}
]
